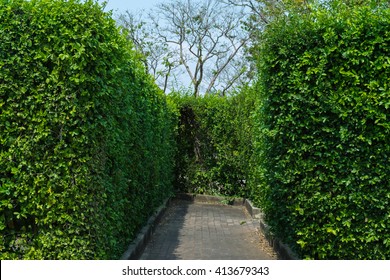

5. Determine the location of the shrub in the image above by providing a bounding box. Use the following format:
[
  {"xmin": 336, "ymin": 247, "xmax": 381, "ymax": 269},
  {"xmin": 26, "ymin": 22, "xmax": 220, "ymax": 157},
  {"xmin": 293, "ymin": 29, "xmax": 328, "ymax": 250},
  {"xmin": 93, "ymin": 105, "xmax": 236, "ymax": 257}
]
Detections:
[
  {"xmin": 0, "ymin": 0, "xmax": 176, "ymax": 259},
  {"xmin": 171, "ymin": 89, "xmax": 256, "ymax": 198},
  {"xmin": 251, "ymin": 2, "xmax": 390, "ymax": 259}
]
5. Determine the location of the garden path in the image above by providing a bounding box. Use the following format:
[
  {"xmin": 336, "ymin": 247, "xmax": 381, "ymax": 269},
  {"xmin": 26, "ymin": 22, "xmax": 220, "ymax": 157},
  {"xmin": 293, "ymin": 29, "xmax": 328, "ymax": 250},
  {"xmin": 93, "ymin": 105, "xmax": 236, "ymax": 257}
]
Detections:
[{"xmin": 140, "ymin": 198, "xmax": 278, "ymax": 260}]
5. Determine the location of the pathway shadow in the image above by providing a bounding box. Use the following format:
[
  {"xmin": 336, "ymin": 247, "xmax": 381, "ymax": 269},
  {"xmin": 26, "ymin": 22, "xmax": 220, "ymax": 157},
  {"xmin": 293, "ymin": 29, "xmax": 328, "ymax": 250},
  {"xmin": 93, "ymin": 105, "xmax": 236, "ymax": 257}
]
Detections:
[
  {"xmin": 140, "ymin": 196, "xmax": 277, "ymax": 260},
  {"xmin": 140, "ymin": 197, "xmax": 191, "ymax": 260}
]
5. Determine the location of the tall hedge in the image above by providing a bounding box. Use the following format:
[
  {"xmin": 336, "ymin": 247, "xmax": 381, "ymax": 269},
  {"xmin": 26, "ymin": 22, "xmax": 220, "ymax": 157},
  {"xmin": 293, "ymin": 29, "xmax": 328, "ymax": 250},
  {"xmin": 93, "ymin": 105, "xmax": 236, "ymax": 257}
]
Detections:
[
  {"xmin": 171, "ymin": 90, "xmax": 255, "ymax": 198},
  {"xmin": 0, "ymin": 0, "xmax": 176, "ymax": 259},
  {"xmin": 251, "ymin": 2, "xmax": 390, "ymax": 259}
]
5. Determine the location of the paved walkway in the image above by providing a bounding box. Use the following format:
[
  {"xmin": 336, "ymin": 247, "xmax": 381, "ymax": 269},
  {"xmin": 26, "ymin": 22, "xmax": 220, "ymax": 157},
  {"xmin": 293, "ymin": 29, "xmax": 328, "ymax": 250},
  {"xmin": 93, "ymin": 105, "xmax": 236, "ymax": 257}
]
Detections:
[{"xmin": 140, "ymin": 198, "xmax": 278, "ymax": 260}]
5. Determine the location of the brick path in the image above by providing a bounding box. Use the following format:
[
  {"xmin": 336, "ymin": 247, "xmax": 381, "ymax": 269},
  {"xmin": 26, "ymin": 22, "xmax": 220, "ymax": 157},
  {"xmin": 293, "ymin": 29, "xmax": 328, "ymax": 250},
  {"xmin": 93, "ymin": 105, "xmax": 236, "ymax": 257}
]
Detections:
[{"xmin": 140, "ymin": 198, "xmax": 278, "ymax": 260}]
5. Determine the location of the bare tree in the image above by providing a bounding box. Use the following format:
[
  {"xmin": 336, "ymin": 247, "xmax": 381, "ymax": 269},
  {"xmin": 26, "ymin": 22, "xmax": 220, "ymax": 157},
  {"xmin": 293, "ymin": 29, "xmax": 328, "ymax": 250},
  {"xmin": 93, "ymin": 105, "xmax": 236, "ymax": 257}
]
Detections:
[
  {"xmin": 151, "ymin": 0, "xmax": 251, "ymax": 97},
  {"xmin": 117, "ymin": 11, "xmax": 149, "ymax": 69},
  {"xmin": 221, "ymin": 0, "xmax": 313, "ymax": 79},
  {"xmin": 118, "ymin": 0, "xmax": 251, "ymax": 97},
  {"xmin": 223, "ymin": 0, "xmax": 275, "ymax": 25},
  {"xmin": 117, "ymin": 11, "xmax": 181, "ymax": 93},
  {"xmin": 222, "ymin": 0, "xmax": 313, "ymax": 29}
]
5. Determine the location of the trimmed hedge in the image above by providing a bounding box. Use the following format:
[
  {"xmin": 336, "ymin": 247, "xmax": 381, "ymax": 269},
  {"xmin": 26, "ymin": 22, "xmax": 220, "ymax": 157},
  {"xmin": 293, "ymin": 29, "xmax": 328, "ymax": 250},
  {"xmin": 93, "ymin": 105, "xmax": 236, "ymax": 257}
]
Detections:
[
  {"xmin": 251, "ymin": 3, "xmax": 390, "ymax": 259},
  {"xmin": 0, "ymin": 0, "xmax": 176, "ymax": 259},
  {"xmin": 171, "ymin": 90, "xmax": 256, "ymax": 198}
]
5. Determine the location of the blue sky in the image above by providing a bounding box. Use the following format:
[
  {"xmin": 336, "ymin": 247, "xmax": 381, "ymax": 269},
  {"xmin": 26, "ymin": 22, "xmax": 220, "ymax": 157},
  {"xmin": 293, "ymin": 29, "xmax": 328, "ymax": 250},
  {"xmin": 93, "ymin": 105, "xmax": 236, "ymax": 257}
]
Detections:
[{"xmin": 98, "ymin": 0, "xmax": 164, "ymax": 14}]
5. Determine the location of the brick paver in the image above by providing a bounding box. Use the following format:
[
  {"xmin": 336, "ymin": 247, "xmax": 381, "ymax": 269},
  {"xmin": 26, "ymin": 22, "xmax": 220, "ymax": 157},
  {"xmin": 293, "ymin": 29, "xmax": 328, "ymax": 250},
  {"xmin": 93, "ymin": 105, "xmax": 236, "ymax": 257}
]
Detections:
[{"xmin": 140, "ymin": 199, "xmax": 277, "ymax": 260}]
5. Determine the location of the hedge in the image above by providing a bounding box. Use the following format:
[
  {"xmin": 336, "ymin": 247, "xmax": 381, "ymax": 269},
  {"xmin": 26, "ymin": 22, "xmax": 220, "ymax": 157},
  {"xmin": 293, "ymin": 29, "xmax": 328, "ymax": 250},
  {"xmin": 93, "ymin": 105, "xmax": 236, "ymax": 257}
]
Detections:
[
  {"xmin": 171, "ymin": 89, "xmax": 256, "ymax": 198},
  {"xmin": 0, "ymin": 0, "xmax": 176, "ymax": 259},
  {"xmin": 251, "ymin": 2, "xmax": 390, "ymax": 259}
]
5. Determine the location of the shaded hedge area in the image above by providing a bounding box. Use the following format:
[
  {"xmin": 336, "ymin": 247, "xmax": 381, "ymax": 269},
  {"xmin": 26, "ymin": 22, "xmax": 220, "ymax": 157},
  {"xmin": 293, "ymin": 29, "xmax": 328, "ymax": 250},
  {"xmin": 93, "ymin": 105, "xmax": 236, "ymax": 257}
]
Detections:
[
  {"xmin": 171, "ymin": 90, "xmax": 256, "ymax": 198},
  {"xmin": 0, "ymin": 0, "xmax": 176, "ymax": 259},
  {"xmin": 251, "ymin": 3, "xmax": 390, "ymax": 259}
]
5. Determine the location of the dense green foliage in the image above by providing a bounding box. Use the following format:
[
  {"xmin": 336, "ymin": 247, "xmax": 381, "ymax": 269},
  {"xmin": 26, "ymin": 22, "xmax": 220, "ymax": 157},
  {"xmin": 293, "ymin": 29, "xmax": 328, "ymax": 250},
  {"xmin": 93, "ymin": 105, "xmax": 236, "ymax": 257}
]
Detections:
[
  {"xmin": 171, "ymin": 90, "xmax": 256, "ymax": 198},
  {"xmin": 2, "ymin": 0, "xmax": 389, "ymax": 261},
  {"xmin": 0, "ymin": 0, "xmax": 176, "ymax": 259},
  {"xmin": 251, "ymin": 3, "xmax": 390, "ymax": 259}
]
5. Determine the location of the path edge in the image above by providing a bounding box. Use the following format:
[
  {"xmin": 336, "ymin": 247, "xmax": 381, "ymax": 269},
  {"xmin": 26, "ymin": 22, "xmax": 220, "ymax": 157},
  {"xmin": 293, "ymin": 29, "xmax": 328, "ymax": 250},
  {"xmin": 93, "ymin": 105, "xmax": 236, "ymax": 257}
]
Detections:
[
  {"xmin": 175, "ymin": 193, "xmax": 245, "ymax": 206},
  {"xmin": 120, "ymin": 197, "xmax": 171, "ymax": 260},
  {"xmin": 177, "ymin": 193, "xmax": 300, "ymax": 260},
  {"xmin": 244, "ymin": 199, "xmax": 300, "ymax": 260},
  {"xmin": 121, "ymin": 193, "xmax": 299, "ymax": 260}
]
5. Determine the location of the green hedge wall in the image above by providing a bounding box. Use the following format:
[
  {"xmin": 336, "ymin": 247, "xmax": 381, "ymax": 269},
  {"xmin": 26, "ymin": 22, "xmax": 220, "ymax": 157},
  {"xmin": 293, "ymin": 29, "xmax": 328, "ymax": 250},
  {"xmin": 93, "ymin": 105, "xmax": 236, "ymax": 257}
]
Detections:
[
  {"xmin": 251, "ymin": 3, "xmax": 390, "ymax": 259},
  {"xmin": 171, "ymin": 90, "xmax": 256, "ymax": 198},
  {"xmin": 0, "ymin": 0, "xmax": 176, "ymax": 259}
]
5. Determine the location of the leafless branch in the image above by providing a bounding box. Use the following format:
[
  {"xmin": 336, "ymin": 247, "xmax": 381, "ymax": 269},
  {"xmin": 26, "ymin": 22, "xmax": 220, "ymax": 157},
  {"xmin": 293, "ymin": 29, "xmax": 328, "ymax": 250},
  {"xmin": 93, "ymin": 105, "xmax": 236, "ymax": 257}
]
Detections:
[{"xmin": 117, "ymin": 0, "xmax": 251, "ymax": 96}]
